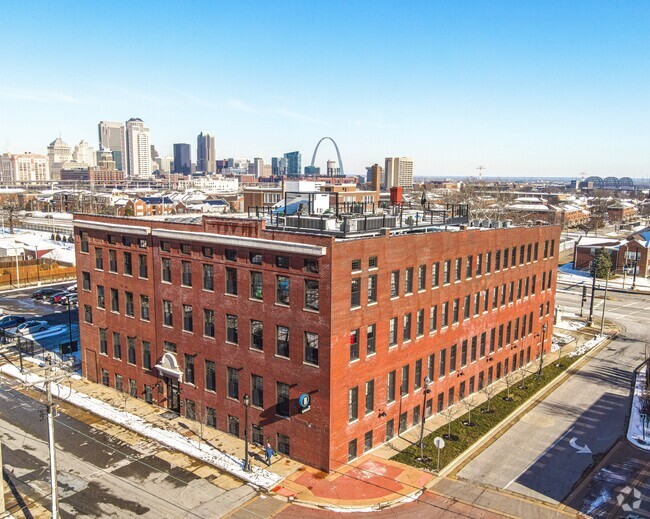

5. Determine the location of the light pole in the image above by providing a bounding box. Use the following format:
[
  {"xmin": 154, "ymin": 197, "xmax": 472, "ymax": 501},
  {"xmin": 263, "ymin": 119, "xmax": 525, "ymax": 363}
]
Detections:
[
  {"xmin": 587, "ymin": 259, "xmax": 597, "ymax": 326},
  {"xmin": 537, "ymin": 323, "xmax": 548, "ymax": 377},
  {"xmin": 35, "ymin": 244, "xmax": 41, "ymax": 287},
  {"xmin": 600, "ymin": 270, "xmax": 610, "ymax": 335},
  {"xmin": 243, "ymin": 393, "xmax": 250, "ymax": 471},
  {"xmin": 631, "ymin": 254, "xmax": 639, "ymax": 290},
  {"xmin": 417, "ymin": 377, "xmax": 432, "ymax": 462}
]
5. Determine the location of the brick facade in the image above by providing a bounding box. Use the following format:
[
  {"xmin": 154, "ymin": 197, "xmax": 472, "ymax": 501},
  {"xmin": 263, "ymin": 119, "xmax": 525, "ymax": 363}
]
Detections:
[{"xmin": 74, "ymin": 214, "xmax": 560, "ymax": 472}]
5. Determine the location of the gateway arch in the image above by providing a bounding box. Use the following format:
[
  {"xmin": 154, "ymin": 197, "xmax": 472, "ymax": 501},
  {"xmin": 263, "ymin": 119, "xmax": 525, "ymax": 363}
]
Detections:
[{"xmin": 310, "ymin": 137, "xmax": 344, "ymax": 176}]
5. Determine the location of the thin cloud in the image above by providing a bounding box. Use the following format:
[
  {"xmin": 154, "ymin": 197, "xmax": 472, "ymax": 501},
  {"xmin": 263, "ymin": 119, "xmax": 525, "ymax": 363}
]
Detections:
[
  {"xmin": 228, "ymin": 99, "xmax": 254, "ymax": 113},
  {"xmin": 0, "ymin": 87, "xmax": 81, "ymax": 104},
  {"xmin": 274, "ymin": 108, "xmax": 324, "ymax": 125}
]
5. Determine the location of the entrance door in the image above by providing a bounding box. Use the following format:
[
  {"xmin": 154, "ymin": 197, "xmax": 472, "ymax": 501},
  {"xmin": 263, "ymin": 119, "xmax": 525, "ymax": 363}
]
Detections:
[{"xmin": 166, "ymin": 377, "xmax": 180, "ymax": 413}]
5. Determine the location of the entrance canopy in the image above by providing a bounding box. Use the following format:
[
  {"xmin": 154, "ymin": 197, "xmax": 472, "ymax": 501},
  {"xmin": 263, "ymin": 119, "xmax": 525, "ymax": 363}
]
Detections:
[{"xmin": 155, "ymin": 352, "xmax": 183, "ymax": 381}]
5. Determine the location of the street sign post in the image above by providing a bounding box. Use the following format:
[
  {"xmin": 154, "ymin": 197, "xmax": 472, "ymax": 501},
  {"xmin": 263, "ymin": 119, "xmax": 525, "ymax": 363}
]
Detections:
[{"xmin": 433, "ymin": 436, "xmax": 445, "ymax": 472}]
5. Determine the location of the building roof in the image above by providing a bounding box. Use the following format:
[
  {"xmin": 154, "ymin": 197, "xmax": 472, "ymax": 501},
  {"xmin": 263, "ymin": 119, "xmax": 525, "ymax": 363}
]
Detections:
[
  {"xmin": 137, "ymin": 196, "xmax": 174, "ymax": 205},
  {"xmin": 49, "ymin": 137, "xmax": 69, "ymax": 148}
]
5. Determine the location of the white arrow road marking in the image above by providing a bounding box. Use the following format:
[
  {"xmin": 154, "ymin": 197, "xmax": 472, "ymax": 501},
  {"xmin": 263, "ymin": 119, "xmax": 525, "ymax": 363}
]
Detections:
[{"xmin": 569, "ymin": 437, "xmax": 592, "ymax": 454}]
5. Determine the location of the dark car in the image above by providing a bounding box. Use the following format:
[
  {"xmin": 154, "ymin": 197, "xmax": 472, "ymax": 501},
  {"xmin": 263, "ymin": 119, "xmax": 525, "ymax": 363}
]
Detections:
[
  {"xmin": 59, "ymin": 293, "xmax": 78, "ymax": 306},
  {"xmin": 48, "ymin": 291, "xmax": 70, "ymax": 304},
  {"xmin": 0, "ymin": 315, "xmax": 26, "ymax": 330},
  {"xmin": 32, "ymin": 288, "xmax": 60, "ymax": 300}
]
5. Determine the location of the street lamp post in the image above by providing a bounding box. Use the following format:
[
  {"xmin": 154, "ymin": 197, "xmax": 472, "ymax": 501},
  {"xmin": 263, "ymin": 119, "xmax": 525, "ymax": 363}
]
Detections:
[
  {"xmin": 537, "ymin": 323, "xmax": 548, "ymax": 377},
  {"xmin": 600, "ymin": 270, "xmax": 610, "ymax": 335},
  {"xmin": 587, "ymin": 259, "xmax": 597, "ymax": 326},
  {"xmin": 631, "ymin": 256, "xmax": 639, "ymax": 290},
  {"xmin": 417, "ymin": 377, "xmax": 432, "ymax": 462},
  {"xmin": 243, "ymin": 393, "xmax": 250, "ymax": 472},
  {"xmin": 35, "ymin": 245, "xmax": 41, "ymax": 287}
]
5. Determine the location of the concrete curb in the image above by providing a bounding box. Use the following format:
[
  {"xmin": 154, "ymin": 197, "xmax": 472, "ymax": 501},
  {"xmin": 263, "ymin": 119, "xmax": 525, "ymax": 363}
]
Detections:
[{"xmin": 284, "ymin": 488, "xmax": 424, "ymax": 513}]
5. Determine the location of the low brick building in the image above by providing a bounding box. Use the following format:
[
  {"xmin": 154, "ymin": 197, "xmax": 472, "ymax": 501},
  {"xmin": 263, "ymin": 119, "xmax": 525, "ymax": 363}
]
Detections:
[{"xmin": 74, "ymin": 209, "xmax": 559, "ymax": 472}]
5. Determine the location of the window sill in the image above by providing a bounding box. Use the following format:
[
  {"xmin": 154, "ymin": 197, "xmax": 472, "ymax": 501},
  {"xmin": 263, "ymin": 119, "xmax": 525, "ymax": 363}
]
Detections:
[
  {"xmin": 202, "ymin": 289, "xmax": 215, "ymax": 293},
  {"xmin": 303, "ymin": 307, "xmax": 320, "ymax": 314},
  {"xmin": 390, "ymin": 296, "xmax": 399, "ymax": 301},
  {"xmin": 350, "ymin": 305, "xmax": 361, "ymax": 311},
  {"xmin": 367, "ymin": 301, "xmax": 378, "ymax": 307},
  {"xmin": 248, "ymin": 298, "xmax": 263, "ymax": 303},
  {"xmin": 275, "ymin": 302, "xmax": 290, "ymax": 308},
  {"xmin": 303, "ymin": 362, "xmax": 320, "ymax": 368},
  {"xmin": 224, "ymin": 292, "xmax": 238, "ymax": 298},
  {"xmin": 203, "ymin": 335, "xmax": 216, "ymax": 340},
  {"xmin": 225, "ymin": 341, "xmax": 238, "ymax": 346},
  {"xmin": 250, "ymin": 347, "xmax": 264, "ymax": 353},
  {"xmin": 274, "ymin": 354, "xmax": 290, "ymax": 360},
  {"xmin": 204, "ymin": 389, "xmax": 216, "ymax": 394}
]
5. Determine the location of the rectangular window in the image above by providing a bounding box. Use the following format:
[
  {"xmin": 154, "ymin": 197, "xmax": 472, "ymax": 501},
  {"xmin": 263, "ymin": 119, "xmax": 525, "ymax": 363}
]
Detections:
[
  {"xmin": 432, "ymin": 262, "xmax": 440, "ymax": 287},
  {"xmin": 276, "ymin": 326, "xmax": 290, "ymax": 357},
  {"xmin": 486, "ymin": 251, "xmax": 492, "ymax": 273},
  {"xmin": 142, "ymin": 341, "xmax": 151, "ymax": 369},
  {"xmin": 251, "ymin": 320, "xmax": 263, "ymax": 350},
  {"xmin": 225, "ymin": 267, "xmax": 237, "ymax": 295},
  {"xmin": 364, "ymin": 430, "xmax": 373, "ymax": 452},
  {"xmin": 481, "ymin": 331, "xmax": 487, "ymax": 356},
  {"xmin": 461, "ymin": 340, "xmax": 468, "ymax": 367},
  {"xmin": 304, "ymin": 332, "xmax": 319, "ymax": 365},
  {"xmin": 466, "ymin": 255, "xmax": 473, "ymax": 279},
  {"xmin": 95, "ymin": 248, "xmax": 103, "ymax": 270},
  {"xmin": 413, "ymin": 405, "xmax": 421, "ymax": 426},
  {"xmin": 414, "ymin": 359, "xmax": 422, "ymax": 390},
  {"xmin": 138, "ymin": 254, "xmax": 147, "ymax": 279},
  {"xmin": 416, "ymin": 309, "xmax": 424, "ymax": 336},
  {"xmin": 181, "ymin": 261, "xmax": 192, "ymax": 287},
  {"xmin": 386, "ymin": 419, "xmax": 394, "ymax": 440},
  {"xmin": 350, "ymin": 329, "xmax": 360, "ymax": 361},
  {"xmin": 181, "ymin": 243, "xmax": 191, "ymax": 255},
  {"xmin": 97, "ymin": 285, "xmax": 105, "ymax": 309},
  {"xmin": 123, "ymin": 252, "xmax": 132, "ymax": 276},
  {"xmin": 304, "ymin": 258, "xmax": 319, "ymax": 273},
  {"xmin": 138, "ymin": 294, "xmax": 148, "ymax": 321},
  {"xmin": 474, "ymin": 292, "xmax": 480, "ymax": 315},
  {"xmin": 126, "ymin": 337, "xmax": 135, "ymax": 364},
  {"xmin": 405, "ymin": 267, "xmax": 413, "ymax": 294},
  {"xmin": 550, "ymin": 239, "xmax": 555, "ymax": 257},
  {"xmin": 144, "ymin": 385, "xmax": 153, "ymax": 404},
  {"xmin": 418, "ymin": 265, "xmax": 426, "ymax": 290},
  {"xmin": 250, "ymin": 252, "xmax": 263, "ymax": 265},
  {"xmin": 125, "ymin": 291, "xmax": 134, "ymax": 317},
  {"xmin": 534, "ymin": 242, "xmax": 539, "ymax": 261},
  {"xmin": 112, "ymin": 332, "xmax": 121, "ymax": 359},
  {"xmin": 368, "ymin": 256, "xmax": 378, "ymax": 268},
  {"xmin": 205, "ymin": 361, "xmax": 216, "ymax": 391},
  {"xmin": 185, "ymin": 399, "xmax": 196, "ymax": 420},
  {"xmin": 277, "ymin": 433, "xmax": 290, "ymax": 455},
  {"xmin": 100, "ymin": 369, "xmax": 109, "ymax": 386},
  {"xmin": 227, "ymin": 367, "xmax": 239, "ymax": 399},
  {"xmin": 520, "ymin": 245, "xmax": 525, "ymax": 265},
  {"xmin": 501, "ymin": 284, "xmax": 507, "ymax": 306},
  {"xmin": 351, "ymin": 278, "xmax": 361, "ymax": 307},
  {"xmin": 80, "ymin": 231, "xmax": 89, "ymax": 252},
  {"xmin": 490, "ymin": 327, "xmax": 496, "ymax": 353},
  {"xmin": 527, "ymin": 243, "xmax": 532, "ymax": 263},
  {"xmin": 365, "ymin": 379, "xmax": 374, "ymax": 414},
  {"xmin": 464, "ymin": 295, "xmax": 470, "ymax": 319},
  {"xmin": 82, "ymin": 271, "xmax": 91, "ymax": 291},
  {"xmin": 503, "ymin": 248, "xmax": 509, "ymax": 269},
  {"xmin": 276, "ymin": 382, "xmax": 290, "ymax": 417},
  {"xmin": 348, "ymin": 386, "xmax": 359, "ymax": 422},
  {"xmin": 164, "ymin": 341, "xmax": 176, "ymax": 352},
  {"xmin": 441, "ymin": 302, "xmax": 449, "ymax": 327},
  {"xmin": 455, "ymin": 258, "xmax": 462, "ymax": 281},
  {"xmin": 471, "ymin": 336, "xmax": 477, "ymax": 362},
  {"xmin": 161, "ymin": 258, "xmax": 171, "ymax": 282},
  {"xmin": 304, "ymin": 280, "xmax": 319, "ymax": 310},
  {"xmin": 403, "ymin": 313, "xmax": 412, "ymax": 341},
  {"xmin": 476, "ymin": 253, "xmax": 483, "ymax": 276},
  {"xmin": 163, "ymin": 300, "xmax": 173, "ymax": 326},
  {"xmin": 389, "ymin": 317, "xmax": 398, "ymax": 346},
  {"xmin": 108, "ymin": 250, "xmax": 117, "ymax": 273},
  {"xmin": 427, "ymin": 354, "xmax": 435, "ymax": 380},
  {"xmin": 184, "ymin": 354, "xmax": 195, "ymax": 384},
  {"xmin": 399, "ymin": 364, "xmax": 409, "ymax": 396},
  {"xmin": 443, "ymin": 260, "xmax": 451, "ymax": 284},
  {"xmin": 203, "ymin": 264, "xmax": 214, "ymax": 291},
  {"xmin": 366, "ymin": 324, "xmax": 376, "ymax": 355},
  {"xmin": 225, "ymin": 248, "xmax": 237, "ymax": 261},
  {"xmin": 206, "ymin": 407, "xmax": 217, "ymax": 427},
  {"xmin": 498, "ymin": 325, "xmax": 504, "ymax": 349},
  {"xmin": 110, "ymin": 288, "xmax": 119, "ymax": 312},
  {"xmin": 252, "ymin": 374, "xmax": 264, "ymax": 407},
  {"xmin": 368, "ymin": 275, "xmax": 377, "ymax": 303},
  {"xmin": 351, "ymin": 259, "xmax": 361, "ymax": 271},
  {"xmin": 448, "ymin": 387, "xmax": 455, "ymax": 406},
  {"xmin": 452, "ymin": 298, "xmax": 459, "ymax": 324},
  {"xmin": 276, "ymin": 275, "xmax": 290, "ymax": 305},
  {"xmin": 202, "ymin": 246, "xmax": 213, "ymax": 258},
  {"xmin": 439, "ymin": 348, "xmax": 446, "ymax": 378},
  {"xmin": 99, "ymin": 328, "xmax": 107, "ymax": 355},
  {"xmin": 348, "ymin": 439, "xmax": 357, "ymax": 461},
  {"xmin": 204, "ymin": 309, "xmax": 215, "ymax": 337},
  {"xmin": 532, "ymin": 275, "xmax": 537, "ymax": 295},
  {"xmin": 226, "ymin": 314, "xmax": 238, "ymax": 344},
  {"xmin": 450, "ymin": 344, "xmax": 457, "ymax": 373},
  {"xmin": 115, "ymin": 374, "xmax": 123, "ymax": 392},
  {"xmin": 183, "ymin": 305, "xmax": 193, "ymax": 332},
  {"xmin": 387, "ymin": 371, "xmax": 396, "ymax": 403},
  {"xmin": 390, "ymin": 270, "xmax": 399, "ymax": 297},
  {"xmin": 495, "ymin": 249, "xmax": 501, "ymax": 271},
  {"xmin": 275, "ymin": 255, "xmax": 290, "ymax": 269},
  {"xmin": 430, "ymin": 305, "xmax": 437, "ymax": 333},
  {"xmin": 252, "ymin": 422, "xmax": 263, "ymax": 444}
]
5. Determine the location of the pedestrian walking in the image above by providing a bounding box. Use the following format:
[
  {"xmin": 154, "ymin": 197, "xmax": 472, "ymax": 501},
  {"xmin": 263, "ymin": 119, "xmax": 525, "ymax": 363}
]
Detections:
[{"xmin": 265, "ymin": 438, "xmax": 275, "ymax": 466}]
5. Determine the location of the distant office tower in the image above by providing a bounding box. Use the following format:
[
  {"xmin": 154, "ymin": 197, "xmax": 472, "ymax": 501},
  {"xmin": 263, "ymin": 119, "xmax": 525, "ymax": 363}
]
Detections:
[
  {"xmin": 156, "ymin": 156, "xmax": 173, "ymax": 174},
  {"xmin": 98, "ymin": 121, "xmax": 126, "ymax": 171},
  {"xmin": 252, "ymin": 157, "xmax": 264, "ymax": 178},
  {"xmin": 125, "ymin": 118, "xmax": 152, "ymax": 178},
  {"xmin": 326, "ymin": 160, "xmax": 340, "ymax": 177},
  {"xmin": 366, "ymin": 164, "xmax": 383, "ymax": 186},
  {"xmin": 73, "ymin": 140, "xmax": 96, "ymax": 166},
  {"xmin": 304, "ymin": 166, "xmax": 320, "ymax": 177},
  {"xmin": 173, "ymin": 143, "xmax": 192, "ymax": 174},
  {"xmin": 197, "ymin": 132, "xmax": 216, "ymax": 173},
  {"xmin": 0, "ymin": 153, "xmax": 50, "ymax": 183},
  {"xmin": 272, "ymin": 157, "xmax": 288, "ymax": 176},
  {"xmin": 384, "ymin": 157, "xmax": 414, "ymax": 188},
  {"xmin": 284, "ymin": 151, "xmax": 301, "ymax": 177},
  {"xmin": 47, "ymin": 137, "xmax": 71, "ymax": 171}
]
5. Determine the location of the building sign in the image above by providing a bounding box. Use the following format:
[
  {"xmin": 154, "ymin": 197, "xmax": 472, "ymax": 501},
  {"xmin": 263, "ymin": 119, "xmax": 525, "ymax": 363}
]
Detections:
[{"xmin": 298, "ymin": 393, "xmax": 311, "ymax": 413}]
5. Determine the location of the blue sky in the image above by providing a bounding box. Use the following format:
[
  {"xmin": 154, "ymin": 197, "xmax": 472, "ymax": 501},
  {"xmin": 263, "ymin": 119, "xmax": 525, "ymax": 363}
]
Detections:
[{"xmin": 1, "ymin": 1, "xmax": 649, "ymax": 177}]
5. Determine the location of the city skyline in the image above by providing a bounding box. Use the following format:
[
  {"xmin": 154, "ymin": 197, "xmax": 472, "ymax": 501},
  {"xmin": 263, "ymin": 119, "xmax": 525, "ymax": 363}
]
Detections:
[{"xmin": 1, "ymin": 1, "xmax": 649, "ymax": 177}]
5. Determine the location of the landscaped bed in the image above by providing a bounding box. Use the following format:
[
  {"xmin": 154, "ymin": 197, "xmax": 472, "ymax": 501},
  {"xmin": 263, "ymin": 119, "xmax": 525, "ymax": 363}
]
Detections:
[{"xmin": 392, "ymin": 349, "xmax": 595, "ymax": 471}]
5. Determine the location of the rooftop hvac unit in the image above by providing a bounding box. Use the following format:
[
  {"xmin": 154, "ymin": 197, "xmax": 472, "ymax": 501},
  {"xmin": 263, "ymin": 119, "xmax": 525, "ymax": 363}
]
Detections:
[
  {"xmin": 504, "ymin": 220, "xmax": 513, "ymax": 228},
  {"xmin": 481, "ymin": 219, "xmax": 491, "ymax": 228},
  {"xmin": 490, "ymin": 220, "xmax": 502, "ymax": 228}
]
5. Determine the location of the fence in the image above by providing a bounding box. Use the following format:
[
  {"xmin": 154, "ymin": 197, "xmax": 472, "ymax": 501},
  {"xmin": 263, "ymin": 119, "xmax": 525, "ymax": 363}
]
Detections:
[{"xmin": 0, "ymin": 263, "xmax": 77, "ymax": 290}]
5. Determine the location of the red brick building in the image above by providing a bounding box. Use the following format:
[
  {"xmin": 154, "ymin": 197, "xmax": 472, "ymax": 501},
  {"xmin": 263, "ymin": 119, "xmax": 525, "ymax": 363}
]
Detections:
[{"xmin": 74, "ymin": 211, "xmax": 559, "ymax": 472}]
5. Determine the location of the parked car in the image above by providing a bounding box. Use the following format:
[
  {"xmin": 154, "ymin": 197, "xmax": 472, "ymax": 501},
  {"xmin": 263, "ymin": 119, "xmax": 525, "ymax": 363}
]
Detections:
[
  {"xmin": 66, "ymin": 284, "xmax": 77, "ymax": 293},
  {"xmin": 14, "ymin": 320, "xmax": 49, "ymax": 335},
  {"xmin": 31, "ymin": 288, "xmax": 60, "ymax": 300},
  {"xmin": 59, "ymin": 293, "xmax": 78, "ymax": 306},
  {"xmin": 48, "ymin": 291, "xmax": 71, "ymax": 304},
  {"xmin": 0, "ymin": 315, "xmax": 26, "ymax": 330}
]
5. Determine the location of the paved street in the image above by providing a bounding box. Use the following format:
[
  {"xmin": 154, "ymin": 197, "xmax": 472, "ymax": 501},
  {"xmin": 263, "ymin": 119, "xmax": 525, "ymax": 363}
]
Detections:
[
  {"xmin": 0, "ymin": 377, "xmax": 256, "ymax": 518},
  {"xmin": 455, "ymin": 285, "xmax": 650, "ymax": 513},
  {"xmin": 0, "ymin": 284, "xmax": 80, "ymax": 329}
]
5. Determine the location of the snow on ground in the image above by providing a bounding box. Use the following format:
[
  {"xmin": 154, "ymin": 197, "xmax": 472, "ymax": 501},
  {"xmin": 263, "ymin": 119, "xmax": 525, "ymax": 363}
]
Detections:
[
  {"xmin": 568, "ymin": 334, "xmax": 608, "ymax": 358},
  {"xmin": 558, "ymin": 263, "xmax": 650, "ymax": 292},
  {"xmin": 554, "ymin": 318, "xmax": 584, "ymax": 331},
  {"xmin": 551, "ymin": 332, "xmax": 575, "ymax": 353},
  {"xmin": 0, "ymin": 363, "xmax": 282, "ymax": 490},
  {"xmin": 627, "ymin": 365, "xmax": 650, "ymax": 451}
]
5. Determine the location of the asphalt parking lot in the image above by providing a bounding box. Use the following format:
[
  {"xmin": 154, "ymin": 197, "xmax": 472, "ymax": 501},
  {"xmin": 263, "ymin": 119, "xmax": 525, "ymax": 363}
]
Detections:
[{"xmin": 0, "ymin": 282, "xmax": 80, "ymax": 328}]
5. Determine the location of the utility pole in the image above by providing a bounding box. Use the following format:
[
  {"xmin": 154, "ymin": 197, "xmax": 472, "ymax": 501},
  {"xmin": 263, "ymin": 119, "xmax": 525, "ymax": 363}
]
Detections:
[
  {"xmin": 600, "ymin": 271, "xmax": 610, "ymax": 335},
  {"xmin": 45, "ymin": 369, "xmax": 60, "ymax": 519},
  {"xmin": 587, "ymin": 259, "xmax": 597, "ymax": 327}
]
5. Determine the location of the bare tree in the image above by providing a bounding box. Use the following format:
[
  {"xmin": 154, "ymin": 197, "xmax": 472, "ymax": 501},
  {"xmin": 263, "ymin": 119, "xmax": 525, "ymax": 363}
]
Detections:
[
  {"xmin": 480, "ymin": 383, "xmax": 498, "ymax": 413},
  {"xmin": 462, "ymin": 395, "xmax": 477, "ymax": 426},
  {"xmin": 503, "ymin": 371, "xmax": 517, "ymax": 401},
  {"xmin": 441, "ymin": 407, "xmax": 456, "ymax": 439},
  {"xmin": 517, "ymin": 365, "xmax": 531, "ymax": 390}
]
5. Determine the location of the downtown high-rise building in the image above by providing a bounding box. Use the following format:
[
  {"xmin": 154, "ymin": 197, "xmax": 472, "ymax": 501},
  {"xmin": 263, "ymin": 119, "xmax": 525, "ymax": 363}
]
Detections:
[
  {"xmin": 98, "ymin": 121, "xmax": 126, "ymax": 171},
  {"xmin": 125, "ymin": 118, "xmax": 152, "ymax": 178},
  {"xmin": 284, "ymin": 151, "xmax": 301, "ymax": 177},
  {"xmin": 173, "ymin": 143, "xmax": 192, "ymax": 174},
  {"xmin": 1, "ymin": 153, "xmax": 50, "ymax": 183},
  {"xmin": 384, "ymin": 157, "xmax": 414, "ymax": 189},
  {"xmin": 196, "ymin": 132, "xmax": 215, "ymax": 173},
  {"xmin": 73, "ymin": 140, "xmax": 96, "ymax": 167},
  {"xmin": 272, "ymin": 157, "xmax": 288, "ymax": 176}
]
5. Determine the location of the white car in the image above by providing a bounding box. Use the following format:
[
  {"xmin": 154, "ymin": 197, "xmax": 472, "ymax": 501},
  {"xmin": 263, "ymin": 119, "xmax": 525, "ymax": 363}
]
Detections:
[{"xmin": 14, "ymin": 320, "xmax": 49, "ymax": 335}]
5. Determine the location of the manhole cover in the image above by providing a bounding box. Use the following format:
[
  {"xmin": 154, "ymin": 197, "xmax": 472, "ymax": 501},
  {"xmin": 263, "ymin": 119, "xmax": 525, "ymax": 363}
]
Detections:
[{"xmin": 160, "ymin": 411, "xmax": 179, "ymax": 420}]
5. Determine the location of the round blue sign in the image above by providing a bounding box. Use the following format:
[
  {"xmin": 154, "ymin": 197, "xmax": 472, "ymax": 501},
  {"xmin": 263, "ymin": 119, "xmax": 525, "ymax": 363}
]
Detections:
[{"xmin": 298, "ymin": 393, "xmax": 311, "ymax": 408}]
